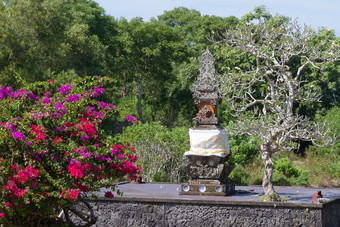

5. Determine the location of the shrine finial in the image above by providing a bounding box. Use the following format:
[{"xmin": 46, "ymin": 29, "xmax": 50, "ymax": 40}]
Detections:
[{"xmin": 191, "ymin": 49, "xmax": 223, "ymax": 126}]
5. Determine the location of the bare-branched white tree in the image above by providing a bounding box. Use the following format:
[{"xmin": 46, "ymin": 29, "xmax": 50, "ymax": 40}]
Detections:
[{"xmin": 212, "ymin": 17, "xmax": 339, "ymax": 200}]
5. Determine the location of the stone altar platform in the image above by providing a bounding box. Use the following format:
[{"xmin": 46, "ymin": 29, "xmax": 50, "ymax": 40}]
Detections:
[
  {"xmin": 108, "ymin": 183, "xmax": 340, "ymax": 203},
  {"xmin": 79, "ymin": 183, "xmax": 340, "ymax": 226}
]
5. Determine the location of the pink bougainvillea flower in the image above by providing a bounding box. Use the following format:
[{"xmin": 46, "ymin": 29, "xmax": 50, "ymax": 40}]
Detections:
[
  {"xmin": 31, "ymin": 112, "xmax": 45, "ymax": 119},
  {"xmin": 53, "ymin": 137, "xmax": 63, "ymax": 144},
  {"xmin": 92, "ymin": 87, "xmax": 104, "ymax": 97},
  {"xmin": 64, "ymin": 189, "xmax": 79, "ymax": 201},
  {"xmin": 9, "ymin": 88, "xmax": 25, "ymax": 100},
  {"xmin": 77, "ymin": 120, "xmax": 97, "ymax": 137},
  {"xmin": 31, "ymin": 125, "xmax": 47, "ymax": 143},
  {"xmin": 51, "ymin": 102, "xmax": 67, "ymax": 119},
  {"xmin": 12, "ymin": 131, "xmax": 26, "ymax": 141},
  {"xmin": 58, "ymin": 84, "xmax": 72, "ymax": 95},
  {"xmin": 5, "ymin": 202, "xmax": 12, "ymax": 209},
  {"xmin": 65, "ymin": 94, "xmax": 81, "ymax": 103},
  {"xmin": 68, "ymin": 162, "xmax": 85, "ymax": 179},
  {"xmin": 0, "ymin": 86, "xmax": 12, "ymax": 100},
  {"xmin": 26, "ymin": 92, "xmax": 38, "ymax": 100},
  {"xmin": 74, "ymin": 181, "xmax": 90, "ymax": 192},
  {"xmin": 105, "ymin": 191, "xmax": 114, "ymax": 198},
  {"xmin": 7, "ymin": 122, "xmax": 16, "ymax": 132},
  {"xmin": 55, "ymin": 102, "xmax": 65, "ymax": 111},
  {"xmin": 125, "ymin": 115, "xmax": 137, "ymax": 125},
  {"xmin": 64, "ymin": 122, "xmax": 74, "ymax": 127},
  {"xmin": 42, "ymin": 97, "xmax": 52, "ymax": 104}
]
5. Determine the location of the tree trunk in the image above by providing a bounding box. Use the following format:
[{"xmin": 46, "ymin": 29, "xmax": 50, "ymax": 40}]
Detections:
[
  {"xmin": 260, "ymin": 144, "xmax": 275, "ymax": 200},
  {"xmin": 137, "ymin": 76, "xmax": 143, "ymax": 122}
]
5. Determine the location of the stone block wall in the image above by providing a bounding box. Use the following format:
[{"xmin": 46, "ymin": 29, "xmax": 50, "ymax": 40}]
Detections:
[
  {"xmin": 322, "ymin": 198, "xmax": 340, "ymax": 226},
  {"xmin": 73, "ymin": 197, "xmax": 340, "ymax": 227}
]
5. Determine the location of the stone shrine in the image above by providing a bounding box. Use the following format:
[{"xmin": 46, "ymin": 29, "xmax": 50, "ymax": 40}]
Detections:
[{"xmin": 180, "ymin": 49, "xmax": 235, "ymax": 196}]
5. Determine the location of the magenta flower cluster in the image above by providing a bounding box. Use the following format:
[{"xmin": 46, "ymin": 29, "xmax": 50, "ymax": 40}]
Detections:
[
  {"xmin": 105, "ymin": 191, "xmax": 114, "ymax": 198},
  {"xmin": 58, "ymin": 84, "xmax": 72, "ymax": 95},
  {"xmin": 9, "ymin": 89, "xmax": 26, "ymax": 99},
  {"xmin": 12, "ymin": 131, "xmax": 26, "ymax": 141},
  {"xmin": 51, "ymin": 102, "xmax": 67, "ymax": 119},
  {"xmin": 42, "ymin": 97, "xmax": 52, "ymax": 104},
  {"xmin": 125, "ymin": 115, "xmax": 138, "ymax": 125},
  {"xmin": 85, "ymin": 106, "xmax": 105, "ymax": 119},
  {"xmin": 65, "ymin": 94, "xmax": 81, "ymax": 103},
  {"xmin": 96, "ymin": 101, "xmax": 116, "ymax": 114},
  {"xmin": 0, "ymin": 86, "xmax": 11, "ymax": 100},
  {"xmin": 2, "ymin": 122, "xmax": 26, "ymax": 141},
  {"xmin": 0, "ymin": 86, "xmax": 39, "ymax": 101},
  {"xmin": 92, "ymin": 87, "xmax": 104, "ymax": 97},
  {"xmin": 84, "ymin": 87, "xmax": 105, "ymax": 99}
]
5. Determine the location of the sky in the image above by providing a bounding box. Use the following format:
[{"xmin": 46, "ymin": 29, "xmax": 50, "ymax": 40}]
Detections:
[{"xmin": 94, "ymin": 0, "xmax": 340, "ymax": 36}]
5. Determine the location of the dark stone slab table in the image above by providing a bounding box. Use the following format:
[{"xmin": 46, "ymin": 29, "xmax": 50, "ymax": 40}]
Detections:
[{"xmin": 95, "ymin": 182, "xmax": 340, "ymax": 204}]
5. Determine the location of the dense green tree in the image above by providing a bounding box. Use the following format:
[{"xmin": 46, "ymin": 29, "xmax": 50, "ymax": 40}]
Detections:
[
  {"xmin": 116, "ymin": 18, "xmax": 187, "ymax": 122},
  {"xmin": 158, "ymin": 7, "xmax": 239, "ymax": 82},
  {"xmin": 0, "ymin": 0, "xmax": 118, "ymax": 88},
  {"xmin": 298, "ymin": 28, "xmax": 340, "ymax": 117},
  {"xmin": 158, "ymin": 7, "xmax": 238, "ymax": 52}
]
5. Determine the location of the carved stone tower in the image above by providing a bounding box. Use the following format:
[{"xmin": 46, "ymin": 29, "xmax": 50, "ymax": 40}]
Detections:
[{"xmin": 180, "ymin": 49, "xmax": 235, "ymax": 196}]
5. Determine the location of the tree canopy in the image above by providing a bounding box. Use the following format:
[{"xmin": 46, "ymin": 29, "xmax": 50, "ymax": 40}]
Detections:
[
  {"xmin": 0, "ymin": 0, "xmax": 117, "ymax": 88},
  {"xmin": 213, "ymin": 8, "xmax": 339, "ymax": 199},
  {"xmin": 116, "ymin": 17, "xmax": 187, "ymax": 122}
]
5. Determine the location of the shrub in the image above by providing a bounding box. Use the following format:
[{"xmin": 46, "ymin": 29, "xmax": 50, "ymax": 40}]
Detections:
[
  {"xmin": 151, "ymin": 170, "xmax": 168, "ymax": 182},
  {"xmin": 272, "ymin": 172, "xmax": 291, "ymax": 186},
  {"xmin": 313, "ymin": 106, "xmax": 340, "ymax": 157},
  {"xmin": 116, "ymin": 122, "xmax": 189, "ymax": 182},
  {"xmin": 289, "ymin": 170, "xmax": 310, "ymax": 186},
  {"xmin": 228, "ymin": 164, "xmax": 250, "ymax": 186},
  {"xmin": 275, "ymin": 157, "xmax": 301, "ymax": 178},
  {"xmin": 0, "ymin": 77, "xmax": 140, "ymax": 226},
  {"xmin": 229, "ymin": 135, "xmax": 260, "ymax": 166}
]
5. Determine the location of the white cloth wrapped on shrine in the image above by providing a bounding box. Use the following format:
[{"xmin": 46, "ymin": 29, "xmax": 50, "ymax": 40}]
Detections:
[{"xmin": 184, "ymin": 128, "xmax": 230, "ymax": 157}]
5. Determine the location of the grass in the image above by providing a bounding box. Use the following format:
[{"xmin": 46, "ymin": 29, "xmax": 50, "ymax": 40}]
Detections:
[
  {"xmin": 231, "ymin": 149, "xmax": 340, "ymax": 188},
  {"xmin": 294, "ymin": 151, "xmax": 340, "ymax": 187}
]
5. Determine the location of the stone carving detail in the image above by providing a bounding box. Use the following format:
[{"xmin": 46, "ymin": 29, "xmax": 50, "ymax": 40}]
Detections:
[
  {"xmin": 191, "ymin": 48, "xmax": 222, "ymax": 106},
  {"xmin": 184, "ymin": 163, "xmax": 235, "ymax": 183},
  {"xmin": 201, "ymin": 105, "xmax": 212, "ymax": 118},
  {"xmin": 185, "ymin": 164, "xmax": 224, "ymax": 179},
  {"xmin": 191, "ymin": 48, "xmax": 223, "ymax": 125},
  {"xmin": 193, "ymin": 114, "xmax": 219, "ymax": 125}
]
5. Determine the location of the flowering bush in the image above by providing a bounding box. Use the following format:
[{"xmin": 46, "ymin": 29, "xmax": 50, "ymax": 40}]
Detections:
[{"xmin": 0, "ymin": 76, "xmax": 140, "ymax": 226}]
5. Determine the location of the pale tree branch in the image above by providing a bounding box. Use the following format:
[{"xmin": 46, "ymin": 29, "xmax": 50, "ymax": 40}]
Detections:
[{"xmin": 212, "ymin": 16, "xmax": 339, "ymax": 197}]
